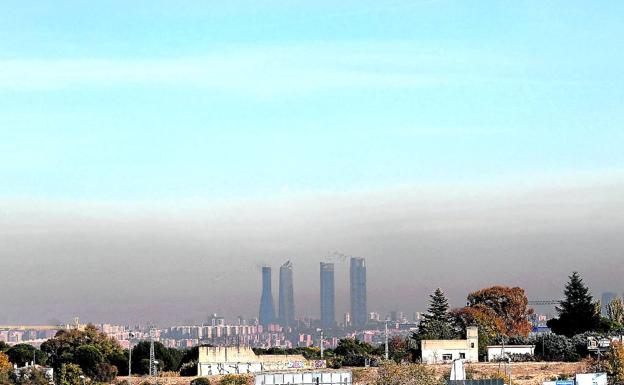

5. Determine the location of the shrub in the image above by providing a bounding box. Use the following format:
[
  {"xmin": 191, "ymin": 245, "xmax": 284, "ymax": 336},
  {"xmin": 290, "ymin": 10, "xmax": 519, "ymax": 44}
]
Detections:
[
  {"xmin": 94, "ymin": 363, "xmax": 118, "ymax": 383},
  {"xmin": 190, "ymin": 377, "xmax": 212, "ymax": 385},
  {"xmin": 179, "ymin": 361, "xmax": 198, "ymax": 377},
  {"xmin": 219, "ymin": 374, "xmax": 251, "ymax": 385},
  {"xmin": 375, "ymin": 362, "xmax": 442, "ymax": 385}
]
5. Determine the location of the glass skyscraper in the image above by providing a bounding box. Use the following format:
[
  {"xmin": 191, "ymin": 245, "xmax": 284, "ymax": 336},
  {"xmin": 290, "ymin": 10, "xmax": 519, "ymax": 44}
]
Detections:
[
  {"xmin": 278, "ymin": 260, "xmax": 296, "ymax": 328},
  {"xmin": 320, "ymin": 262, "xmax": 335, "ymax": 329},
  {"xmin": 350, "ymin": 257, "xmax": 367, "ymax": 327},
  {"xmin": 259, "ymin": 266, "xmax": 276, "ymax": 326}
]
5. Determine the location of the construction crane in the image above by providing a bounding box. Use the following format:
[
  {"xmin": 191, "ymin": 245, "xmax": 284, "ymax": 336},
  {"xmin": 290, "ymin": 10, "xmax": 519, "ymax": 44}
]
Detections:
[{"xmin": 528, "ymin": 300, "xmax": 562, "ymax": 306}]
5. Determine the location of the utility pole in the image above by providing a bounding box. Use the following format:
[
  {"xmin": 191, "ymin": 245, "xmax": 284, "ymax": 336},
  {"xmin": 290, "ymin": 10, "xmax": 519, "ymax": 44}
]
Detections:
[
  {"xmin": 149, "ymin": 328, "xmax": 156, "ymax": 377},
  {"xmin": 128, "ymin": 333, "xmax": 134, "ymax": 381},
  {"xmin": 384, "ymin": 320, "xmax": 389, "ymax": 361}
]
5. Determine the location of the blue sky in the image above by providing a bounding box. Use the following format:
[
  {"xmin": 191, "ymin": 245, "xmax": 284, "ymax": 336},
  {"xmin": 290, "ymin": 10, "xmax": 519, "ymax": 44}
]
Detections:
[{"xmin": 1, "ymin": 1, "xmax": 622, "ymax": 201}]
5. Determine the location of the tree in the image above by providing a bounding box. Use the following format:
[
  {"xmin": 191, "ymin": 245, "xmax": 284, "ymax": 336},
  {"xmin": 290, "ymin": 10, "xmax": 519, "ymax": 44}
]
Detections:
[
  {"xmin": 375, "ymin": 361, "xmax": 441, "ymax": 385},
  {"xmin": 466, "ymin": 286, "xmax": 533, "ymax": 337},
  {"xmin": 547, "ymin": 272, "xmax": 600, "ymax": 337},
  {"xmin": 451, "ymin": 306, "xmax": 505, "ymax": 358},
  {"xmin": 0, "ymin": 352, "xmax": 11, "ymax": 384},
  {"xmin": 93, "ymin": 362, "xmax": 117, "ymax": 383},
  {"xmin": 6, "ymin": 344, "xmax": 47, "ymax": 367},
  {"xmin": 416, "ymin": 288, "xmax": 457, "ymax": 340},
  {"xmin": 41, "ymin": 324, "xmax": 124, "ymax": 382},
  {"xmin": 607, "ymin": 298, "xmax": 624, "ymax": 325},
  {"xmin": 604, "ymin": 341, "xmax": 624, "ymax": 383},
  {"xmin": 130, "ymin": 341, "xmax": 182, "ymax": 374},
  {"xmin": 333, "ymin": 338, "xmax": 375, "ymax": 366},
  {"xmin": 387, "ymin": 336, "xmax": 409, "ymax": 363},
  {"xmin": 75, "ymin": 345, "xmax": 103, "ymax": 377},
  {"xmin": 58, "ymin": 363, "xmax": 84, "ymax": 385},
  {"xmin": 0, "ymin": 342, "xmax": 10, "ymax": 353}
]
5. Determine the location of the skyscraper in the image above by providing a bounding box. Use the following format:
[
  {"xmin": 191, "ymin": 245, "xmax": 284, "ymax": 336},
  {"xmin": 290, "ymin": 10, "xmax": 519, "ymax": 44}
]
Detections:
[
  {"xmin": 278, "ymin": 260, "xmax": 295, "ymax": 328},
  {"xmin": 350, "ymin": 257, "xmax": 367, "ymax": 327},
  {"xmin": 320, "ymin": 262, "xmax": 335, "ymax": 329},
  {"xmin": 259, "ymin": 266, "xmax": 276, "ymax": 326}
]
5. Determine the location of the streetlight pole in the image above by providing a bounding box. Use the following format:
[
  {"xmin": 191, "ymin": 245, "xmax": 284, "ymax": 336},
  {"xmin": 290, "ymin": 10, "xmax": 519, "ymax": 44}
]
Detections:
[{"xmin": 128, "ymin": 333, "xmax": 134, "ymax": 382}]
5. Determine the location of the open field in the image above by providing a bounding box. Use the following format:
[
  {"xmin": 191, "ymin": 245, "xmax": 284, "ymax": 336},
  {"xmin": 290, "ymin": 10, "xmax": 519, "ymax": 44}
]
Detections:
[{"xmin": 117, "ymin": 361, "xmax": 589, "ymax": 385}]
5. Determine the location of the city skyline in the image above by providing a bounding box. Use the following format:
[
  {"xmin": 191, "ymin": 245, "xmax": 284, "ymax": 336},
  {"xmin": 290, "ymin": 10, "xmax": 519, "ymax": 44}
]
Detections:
[{"xmin": 1, "ymin": 1, "xmax": 624, "ymax": 325}]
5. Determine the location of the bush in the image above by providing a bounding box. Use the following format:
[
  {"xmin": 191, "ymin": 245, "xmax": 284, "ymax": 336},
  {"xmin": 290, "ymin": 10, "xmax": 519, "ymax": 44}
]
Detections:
[
  {"xmin": 190, "ymin": 377, "xmax": 211, "ymax": 385},
  {"xmin": 327, "ymin": 357, "xmax": 343, "ymax": 369},
  {"xmin": 180, "ymin": 360, "xmax": 198, "ymax": 376},
  {"xmin": 219, "ymin": 374, "xmax": 251, "ymax": 385},
  {"xmin": 376, "ymin": 362, "xmax": 442, "ymax": 385},
  {"xmin": 93, "ymin": 362, "xmax": 118, "ymax": 383}
]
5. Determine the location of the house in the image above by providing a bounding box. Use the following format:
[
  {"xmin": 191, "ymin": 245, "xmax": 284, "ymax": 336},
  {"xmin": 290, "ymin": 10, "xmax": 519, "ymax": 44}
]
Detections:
[
  {"xmin": 421, "ymin": 326, "xmax": 479, "ymax": 364},
  {"xmin": 487, "ymin": 345, "xmax": 535, "ymax": 361}
]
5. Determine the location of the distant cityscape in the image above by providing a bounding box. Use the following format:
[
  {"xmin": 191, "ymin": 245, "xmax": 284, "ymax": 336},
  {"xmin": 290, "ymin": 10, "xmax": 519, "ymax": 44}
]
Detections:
[{"xmin": 3, "ymin": 257, "xmax": 609, "ymax": 352}]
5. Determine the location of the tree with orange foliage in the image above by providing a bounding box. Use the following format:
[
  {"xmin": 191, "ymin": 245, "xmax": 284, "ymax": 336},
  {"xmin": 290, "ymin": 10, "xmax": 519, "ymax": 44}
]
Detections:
[
  {"xmin": 0, "ymin": 351, "xmax": 12, "ymax": 384},
  {"xmin": 452, "ymin": 306, "xmax": 505, "ymax": 357},
  {"xmin": 467, "ymin": 286, "xmax": 534, "ymax": 337}
]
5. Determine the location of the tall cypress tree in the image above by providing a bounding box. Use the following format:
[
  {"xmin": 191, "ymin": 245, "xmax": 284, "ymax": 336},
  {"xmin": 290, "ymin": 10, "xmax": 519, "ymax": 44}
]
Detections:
[
  {"xmin": 417, "ymin": 288, "xmax": 456, "ymax": 339},
  {"xmin": 547, "ymin": 272, "xmax": 600, "ymax": 337}
]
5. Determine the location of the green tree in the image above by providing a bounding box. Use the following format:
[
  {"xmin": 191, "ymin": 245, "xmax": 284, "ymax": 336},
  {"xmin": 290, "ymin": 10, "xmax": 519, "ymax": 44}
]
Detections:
[
  {"xmin": 6, "ymin": 344, "xmax": 47, "ymax": 367},
  {"xmin": 416, "ymin": 288, "xmax": 457, "ymax": 340},
  {"xmin": 0, "ymin": 342, "xmax": 10, "ymax": 353},
  {"xmin": 40, "ymin": 324, "xmax": 124, "ymax": 381},
  {"xmin": 130, "ymin": 341, "xmax": 182, "ymax": 374},
  {"xmin": 58, "ymin": 363, "xmax": 84, "ymax": 385},
  {"xmin": 75, "ymin": 345, "xmax": 103, "ymax": 377},
  {"xmin": 547, "ymin": 272, "xmax": 600, "ymax": 337},
  {"xmin": 333, "ymin": 338, "xmax": 375, "ymax": 366}
]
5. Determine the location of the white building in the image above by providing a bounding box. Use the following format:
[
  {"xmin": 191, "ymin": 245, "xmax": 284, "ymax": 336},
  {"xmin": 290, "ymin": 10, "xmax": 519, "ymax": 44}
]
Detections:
[
  {"xmin": 420, "ymin": 326, "xmax": 479, "ymax": 364},
  {"xmin": 487, "ymin": 345, "xmax": 535, "ymax": 361},
  {"xmin": 255, "ymin": 371, "xmax": 352, "ymax": 385}
]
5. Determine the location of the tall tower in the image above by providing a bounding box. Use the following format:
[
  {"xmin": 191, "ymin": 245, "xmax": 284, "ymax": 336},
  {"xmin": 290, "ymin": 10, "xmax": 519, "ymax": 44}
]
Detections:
[
  {"xmin": 259, "ymin": 266, "xmax": 276, "ymax": 326},
  {"xmin": 320, "ymin": 262, "xmax": 335, "ymax": 329},
  {"xmin": 350, "ymin": 257, "xmax": 367, "ymax": 327},
  {"xmin": 278, "ymin": 261, "xmax": 296, "ymax": 328}
]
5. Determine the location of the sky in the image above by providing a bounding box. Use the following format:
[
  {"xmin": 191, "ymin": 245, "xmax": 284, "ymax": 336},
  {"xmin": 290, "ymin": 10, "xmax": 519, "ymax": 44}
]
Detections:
[{"xmin": 1, "ymin": 1, "xmax": 623, "ymax": 325}]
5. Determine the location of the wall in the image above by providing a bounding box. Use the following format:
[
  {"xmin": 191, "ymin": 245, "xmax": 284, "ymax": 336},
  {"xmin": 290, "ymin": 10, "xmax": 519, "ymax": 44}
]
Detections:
[{"xmin": 255, "ymin": 371, "xmax": 352, "ymax": 385}]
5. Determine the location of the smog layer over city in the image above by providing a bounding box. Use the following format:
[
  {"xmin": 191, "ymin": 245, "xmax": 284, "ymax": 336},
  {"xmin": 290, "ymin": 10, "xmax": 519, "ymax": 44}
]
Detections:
[{"xmin": 1, "ymin": 2, "xmax": 623, "ymax": 385}]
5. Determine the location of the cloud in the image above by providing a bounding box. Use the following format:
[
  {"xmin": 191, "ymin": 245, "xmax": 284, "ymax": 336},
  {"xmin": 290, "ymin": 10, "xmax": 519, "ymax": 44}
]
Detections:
[{"xmin": 0, "ymin": 43, "xmax": 530, "ymax": 97}]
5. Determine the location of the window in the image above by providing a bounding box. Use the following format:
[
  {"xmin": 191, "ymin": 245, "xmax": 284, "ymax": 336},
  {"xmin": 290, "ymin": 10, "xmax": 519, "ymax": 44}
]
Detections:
[
  {"xmin": 442, "ymin": 354, "xmax": 453, "ymax": 361},
  {"xmin": 459, "ymin": 353, "xmax": 466, "ymax": 359},
  {"xmin": 471, "ymin": 342, "xmax": 475, "ymax": 348}
]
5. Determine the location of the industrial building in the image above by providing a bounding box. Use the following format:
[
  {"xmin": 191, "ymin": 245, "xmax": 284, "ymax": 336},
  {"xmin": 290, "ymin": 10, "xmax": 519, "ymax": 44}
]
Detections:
[{"xmin": 197, "ymin": 346, "xmax": 325, "ymax": 376}]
